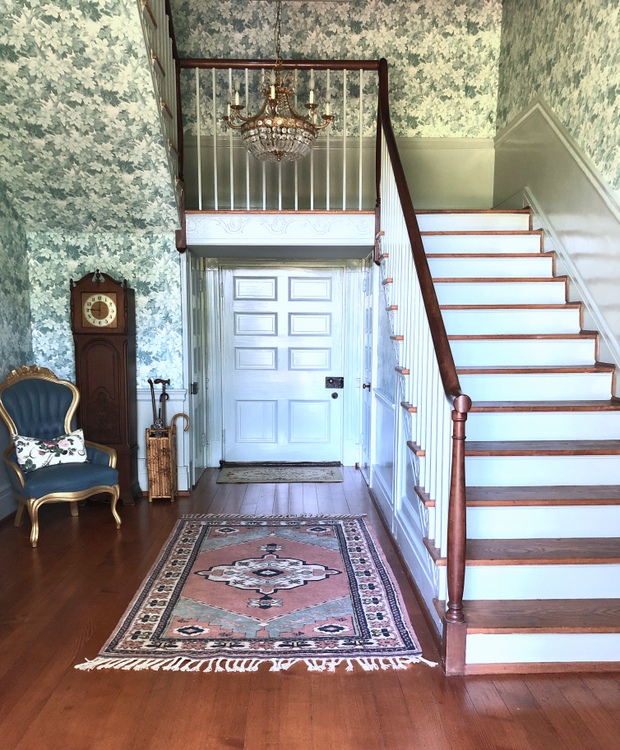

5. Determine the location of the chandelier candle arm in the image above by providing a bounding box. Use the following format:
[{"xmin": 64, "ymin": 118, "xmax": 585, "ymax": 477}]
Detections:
[{"xmin": 222, "ymin": 0, "xmax": 334, "ymax": 162}]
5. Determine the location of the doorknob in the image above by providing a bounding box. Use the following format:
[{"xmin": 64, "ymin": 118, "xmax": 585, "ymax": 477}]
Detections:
[{"xmin": 362, "ymin": 382, "xmax": 371, "ymax": 390}]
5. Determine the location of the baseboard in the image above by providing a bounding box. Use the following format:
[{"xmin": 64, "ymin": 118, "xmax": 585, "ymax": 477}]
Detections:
[{"xmin": 465, "ymin": 661, "xmax": 620, "ymax": 675}]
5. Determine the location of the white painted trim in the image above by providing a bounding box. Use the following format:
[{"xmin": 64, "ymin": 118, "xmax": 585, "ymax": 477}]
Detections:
[
  {"xmin": 396, "ymin": 137, "xmax": 494, "ymax": 152},
  {"xmin": 494, "ymin": 96, "xmax": 620, "ymax": 386},
  {"xmin": 521, "ymin": 186, "xmax": 620, "ymax": 375},
  {"xmin": 186, "ymin": 211, "xmax": 375, "ymax": 247},
  {"xmin": 495, "ymin": 95, "xmax": 620, "ymax": 219}
]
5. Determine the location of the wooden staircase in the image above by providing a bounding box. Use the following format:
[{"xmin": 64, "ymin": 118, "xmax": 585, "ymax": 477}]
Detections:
[{"xmin": 384, "ymin": 208, "xmax": 620, "ymax": 672}]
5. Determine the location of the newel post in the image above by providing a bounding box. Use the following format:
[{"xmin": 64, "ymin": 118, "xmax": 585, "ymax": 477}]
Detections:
[{"xmin": 442, "ymin": 393, "xmax": 471, "ymax": 675}]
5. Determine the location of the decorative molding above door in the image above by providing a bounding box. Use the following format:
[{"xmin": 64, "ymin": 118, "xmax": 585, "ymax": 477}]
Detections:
[{"xmin": 186, "ymin": 211, "xmax": 375, "ymax": 246}]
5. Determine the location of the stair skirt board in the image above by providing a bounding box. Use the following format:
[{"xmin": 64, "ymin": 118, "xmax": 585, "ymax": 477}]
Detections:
[{"xmin": 465, "ymin": 633, "xmax": 620, "ymax": 667}]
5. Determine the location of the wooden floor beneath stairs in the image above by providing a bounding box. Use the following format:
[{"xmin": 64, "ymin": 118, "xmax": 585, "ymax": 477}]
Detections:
[{"xmin": 1, "ymin": 467, "xmax": 619, "ymax": 750}]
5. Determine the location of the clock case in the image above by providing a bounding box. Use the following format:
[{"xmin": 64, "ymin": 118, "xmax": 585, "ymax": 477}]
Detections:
[{"xmin": 70, "ymin": 271, "xmax": 141, "ymax": 504}]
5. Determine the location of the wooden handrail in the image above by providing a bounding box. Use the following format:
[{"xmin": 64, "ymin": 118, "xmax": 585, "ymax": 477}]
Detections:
[
  {"xmin": 179, "ymin": 59, "xmax": 380, "ymax": 71},
  {"xmin": 376, "ymin": 58, "xmax": 471, "ymax": 671}
]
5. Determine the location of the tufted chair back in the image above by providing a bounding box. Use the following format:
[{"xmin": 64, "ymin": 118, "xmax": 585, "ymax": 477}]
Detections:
[{"xmin": 0, "ymin": 367, "xmax": 77, "ymax": 440}]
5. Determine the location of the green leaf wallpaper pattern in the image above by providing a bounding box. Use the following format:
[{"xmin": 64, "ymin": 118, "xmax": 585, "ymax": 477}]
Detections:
[
  {"xmin": 0, "ymin": 0, "xmax": 179, "ymax": 232},
  {"xmin": 497, "ymin": 0, "xmax": 620, "ymax": 192},
  {"xmin": 26, "ymin": 231, "xmax": 184, "ymax": 388},
  {"xmin": 171, "ymin": 0, "xmax": 503, "ymax": 138},
  {"xmin": 0, "ymin": 184, "xmax": 34, "ymax": 381}
]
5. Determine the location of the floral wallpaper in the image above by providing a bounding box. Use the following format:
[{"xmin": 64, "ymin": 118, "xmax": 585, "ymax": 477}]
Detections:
[
  {"xmin": 497, "ymin": 0, "xmax": 620, "ymax": 192},
  {"xmin": 0, "ymin": 0, "xmax": 179, "ymax": 232},
  {"xmin": 26, "ymin": 231, "xmax": 184, "ymax": 388},
  {"xmin": 172, "ymin": 0, "xmax": 503, "ymax": 138},
  {"xmin": 0, "ymin": 185, "xmax": 33, "ymax": 380}
]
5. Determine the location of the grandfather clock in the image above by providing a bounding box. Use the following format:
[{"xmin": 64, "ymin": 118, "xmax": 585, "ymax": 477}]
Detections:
[{"xmin": 70, "ymin": 270, "xmax": 141, "ymax": 504}]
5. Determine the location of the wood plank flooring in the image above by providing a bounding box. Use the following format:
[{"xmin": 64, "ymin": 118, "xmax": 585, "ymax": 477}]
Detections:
[{"xmin": 0, "ymin": 466, "xmax": 619, "ymax": 749}]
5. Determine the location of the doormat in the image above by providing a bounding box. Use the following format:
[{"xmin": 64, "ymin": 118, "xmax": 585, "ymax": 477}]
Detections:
[
  {"xmin": 75, "ymin": 515, "xmax": 434, "ymax": 673},
  {"xmin": 217, "ymin": 464, "xmax": 343, "ymax": 483}
]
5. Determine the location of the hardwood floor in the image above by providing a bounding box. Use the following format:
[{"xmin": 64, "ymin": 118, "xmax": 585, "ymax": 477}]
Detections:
[{"xmin": 0, "ymin": 467, "xmax": 619, "ymax": 749}]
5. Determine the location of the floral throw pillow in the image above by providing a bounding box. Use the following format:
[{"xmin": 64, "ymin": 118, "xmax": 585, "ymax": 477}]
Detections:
[{"xmin": 12, "ymin": 429, "xmax": 88, "ymax": 473}]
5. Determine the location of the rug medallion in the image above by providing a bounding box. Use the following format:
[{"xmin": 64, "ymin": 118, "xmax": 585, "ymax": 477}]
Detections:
[{"xmin": 76, "ymin": 515, "xmax": 432, "ymax": 673}]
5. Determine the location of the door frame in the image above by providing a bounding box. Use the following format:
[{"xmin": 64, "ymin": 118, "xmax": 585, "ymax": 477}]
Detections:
[{"xmin": 203, "ymin": 258, "xmax": 364, "ymax": 467}]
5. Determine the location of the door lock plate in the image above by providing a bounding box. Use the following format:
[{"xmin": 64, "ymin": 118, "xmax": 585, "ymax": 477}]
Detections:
[{"xmin": 325, "ymin": 376, "xmax": 344, "ymax": 389}]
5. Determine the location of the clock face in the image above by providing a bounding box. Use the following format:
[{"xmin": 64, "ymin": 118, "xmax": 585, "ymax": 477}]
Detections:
[{"xmin": 82, "ymin": 292, "xmax": 118, "ymax": 328}]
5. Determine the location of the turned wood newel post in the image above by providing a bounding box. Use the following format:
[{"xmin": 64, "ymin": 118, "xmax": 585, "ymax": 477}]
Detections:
[{"xmin": 443, "ymin": 392, "xmax": 471, "ymax": 675}]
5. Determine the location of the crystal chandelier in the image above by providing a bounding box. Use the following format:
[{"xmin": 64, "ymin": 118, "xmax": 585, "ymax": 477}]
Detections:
[{"xmin": 223, "ymin": 0, "xmax": 334, "ymax": 162}]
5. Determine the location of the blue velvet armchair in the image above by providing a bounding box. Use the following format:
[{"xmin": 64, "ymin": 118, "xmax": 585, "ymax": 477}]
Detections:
[{"xmin": 0, "ymin": 365, "xmax": 121, "ymax": 547}]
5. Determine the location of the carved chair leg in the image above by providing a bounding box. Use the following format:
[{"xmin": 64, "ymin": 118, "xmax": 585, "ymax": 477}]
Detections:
[
  {"xmin": 111, "ymin": 485, "xmax": 121, "ymax": 529},
  {"xmin": 70, "ymin": 502, "xmax": 79, "ymax": 517},
  {"xmin": 27, "ymin": 499, "xmax": 40, "ymax": 548}
]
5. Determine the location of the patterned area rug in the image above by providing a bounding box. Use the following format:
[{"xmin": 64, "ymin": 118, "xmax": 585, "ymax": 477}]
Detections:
[
  {"xmin": 217, "ymin": 465, "xmax": 343, "ymax": 483},
  {"xmin": 76, "ymin": 515, "xmax": 433, "ymax": 673}
]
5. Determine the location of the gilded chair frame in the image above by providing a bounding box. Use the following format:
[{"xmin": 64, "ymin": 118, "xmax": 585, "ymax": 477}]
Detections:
[{"xmin": 0, "ymin": 365, "xmax": 121, "ymax": 547}]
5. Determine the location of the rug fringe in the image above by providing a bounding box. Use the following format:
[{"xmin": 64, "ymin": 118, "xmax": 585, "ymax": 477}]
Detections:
[
  {"xmin": 75, "ymin": 654, "xmax": 436, "ymax": 673},
  {"xmin": 181, "ymin": 513, "xmax": 365, "ymax": 520}
]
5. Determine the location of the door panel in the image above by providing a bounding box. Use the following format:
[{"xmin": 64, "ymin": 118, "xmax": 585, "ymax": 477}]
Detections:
[{"xmin": 222, "ymin": 267, "xmax": 344, "ymax": 462}]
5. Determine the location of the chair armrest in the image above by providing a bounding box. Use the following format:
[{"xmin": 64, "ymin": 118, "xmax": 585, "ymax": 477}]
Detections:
[
  {"xmin": 2, "ymin": 447, "xmax": 25, "ymax": 492},
  {"xmin": 85, "ymin": 441, "xmax": 117, "ymax": 469}
]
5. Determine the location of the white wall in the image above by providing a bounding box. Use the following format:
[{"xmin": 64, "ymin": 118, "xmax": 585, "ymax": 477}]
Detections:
[{"xmin": 494, "ymin": 97, "xmax": 620, "ymax": 391}]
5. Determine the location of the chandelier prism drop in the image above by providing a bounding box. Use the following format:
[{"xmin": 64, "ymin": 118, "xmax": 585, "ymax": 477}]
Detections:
[{"xmin": 223, "ymin": 0, "xmax": 334, "ymax": 162}]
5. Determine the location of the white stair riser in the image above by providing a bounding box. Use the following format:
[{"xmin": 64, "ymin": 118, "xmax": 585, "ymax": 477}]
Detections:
[
  {"xmin": 463, "ymin": 563, "xmax": 620, "ymax": 600},
  {"xmin": 459, "ymin": 372, "xmax": 612, "ymax": 400},
  {"xmin": 423, "ymin": 233, "xmax": 541, "ymax": 254},
  {"xmin": 417, "ymin": 213, "xmax": 531, "ymax": 232},
  {"xmin": 429, "ymin": 256, "xmax": 553, "ymax": 279},
  {"xmin": 467, "ymin": 410, "xmax": 620, "ymax": 441},
  {"xmin": 451, "ymin": 338, "xmax": 595, "ymax": 367},
  {"xmin": 466, "ymin": 454, "xmax": 620, "ymax": 487},
  {"xmin": 442, "ymin": 308, "xmax": 581, "ymax": 335},
  {"xmin": 436, "ymin": 281, "xmax": 566, "ymax": 305},
  {"xmin": 467, "ymin": 505, "xmax": 620, "ymax": 539},
  {"xmin": 466, "ymin": 633, "xmax": 620, "ymax": 665}
]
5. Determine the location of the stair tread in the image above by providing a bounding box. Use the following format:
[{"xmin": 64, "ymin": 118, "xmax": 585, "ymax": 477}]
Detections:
[
  {"xmin": 437, "ymin": 599, "xmax": 620, "ymax": 634},
  {"xmin": 434, "ymin": 277, "xmax": 560, "ymax": 283},
  {"xmin": 458, "ymin": 364, "xmax": 613, "ymax": 374},
  {"xmin": 451, "ymin": 333, "xmax": 595, "ymax": 341},
  {"xmin": 422, "ymin": 230, "xmax": 539, "ymax": 237},
  {"xmin": 428, "ymin": 252, "xmax": 549, "ymax": 258},
  {"xmin": 466, "ymin": 439, "xmax": 620, "ymax": 455},
  {"xmin": 426, "ymin": 537, "xmax": 620, "ymax": 565},
  {"xmin": 467, "ymin": 538, "xmax": 620, "ymax": 564},
  {"xmin": 471, "ymin": 399, "xmax": 620, "ymax": 412},
  {"xmin": 466, "ymin": 485, "xmax": 620, "ymax": 505},
  {"xmin": 441, "ymin": 303, "xmax": 580, "ymax": 309}
]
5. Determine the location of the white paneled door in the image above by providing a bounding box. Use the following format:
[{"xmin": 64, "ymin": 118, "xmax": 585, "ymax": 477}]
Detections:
[{"xmin": 221, "ymin": 267, "xmax": 345, "ymax": 462}]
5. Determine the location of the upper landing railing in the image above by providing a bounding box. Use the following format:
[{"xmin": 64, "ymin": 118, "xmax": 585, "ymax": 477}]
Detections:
[
  {"xmin": 138, "ymin": 0, "xmax": 182, "ymax": 214},
  {"xmin": 178, "ymin": 60, "xmax": 379, "ymax": 212}
]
